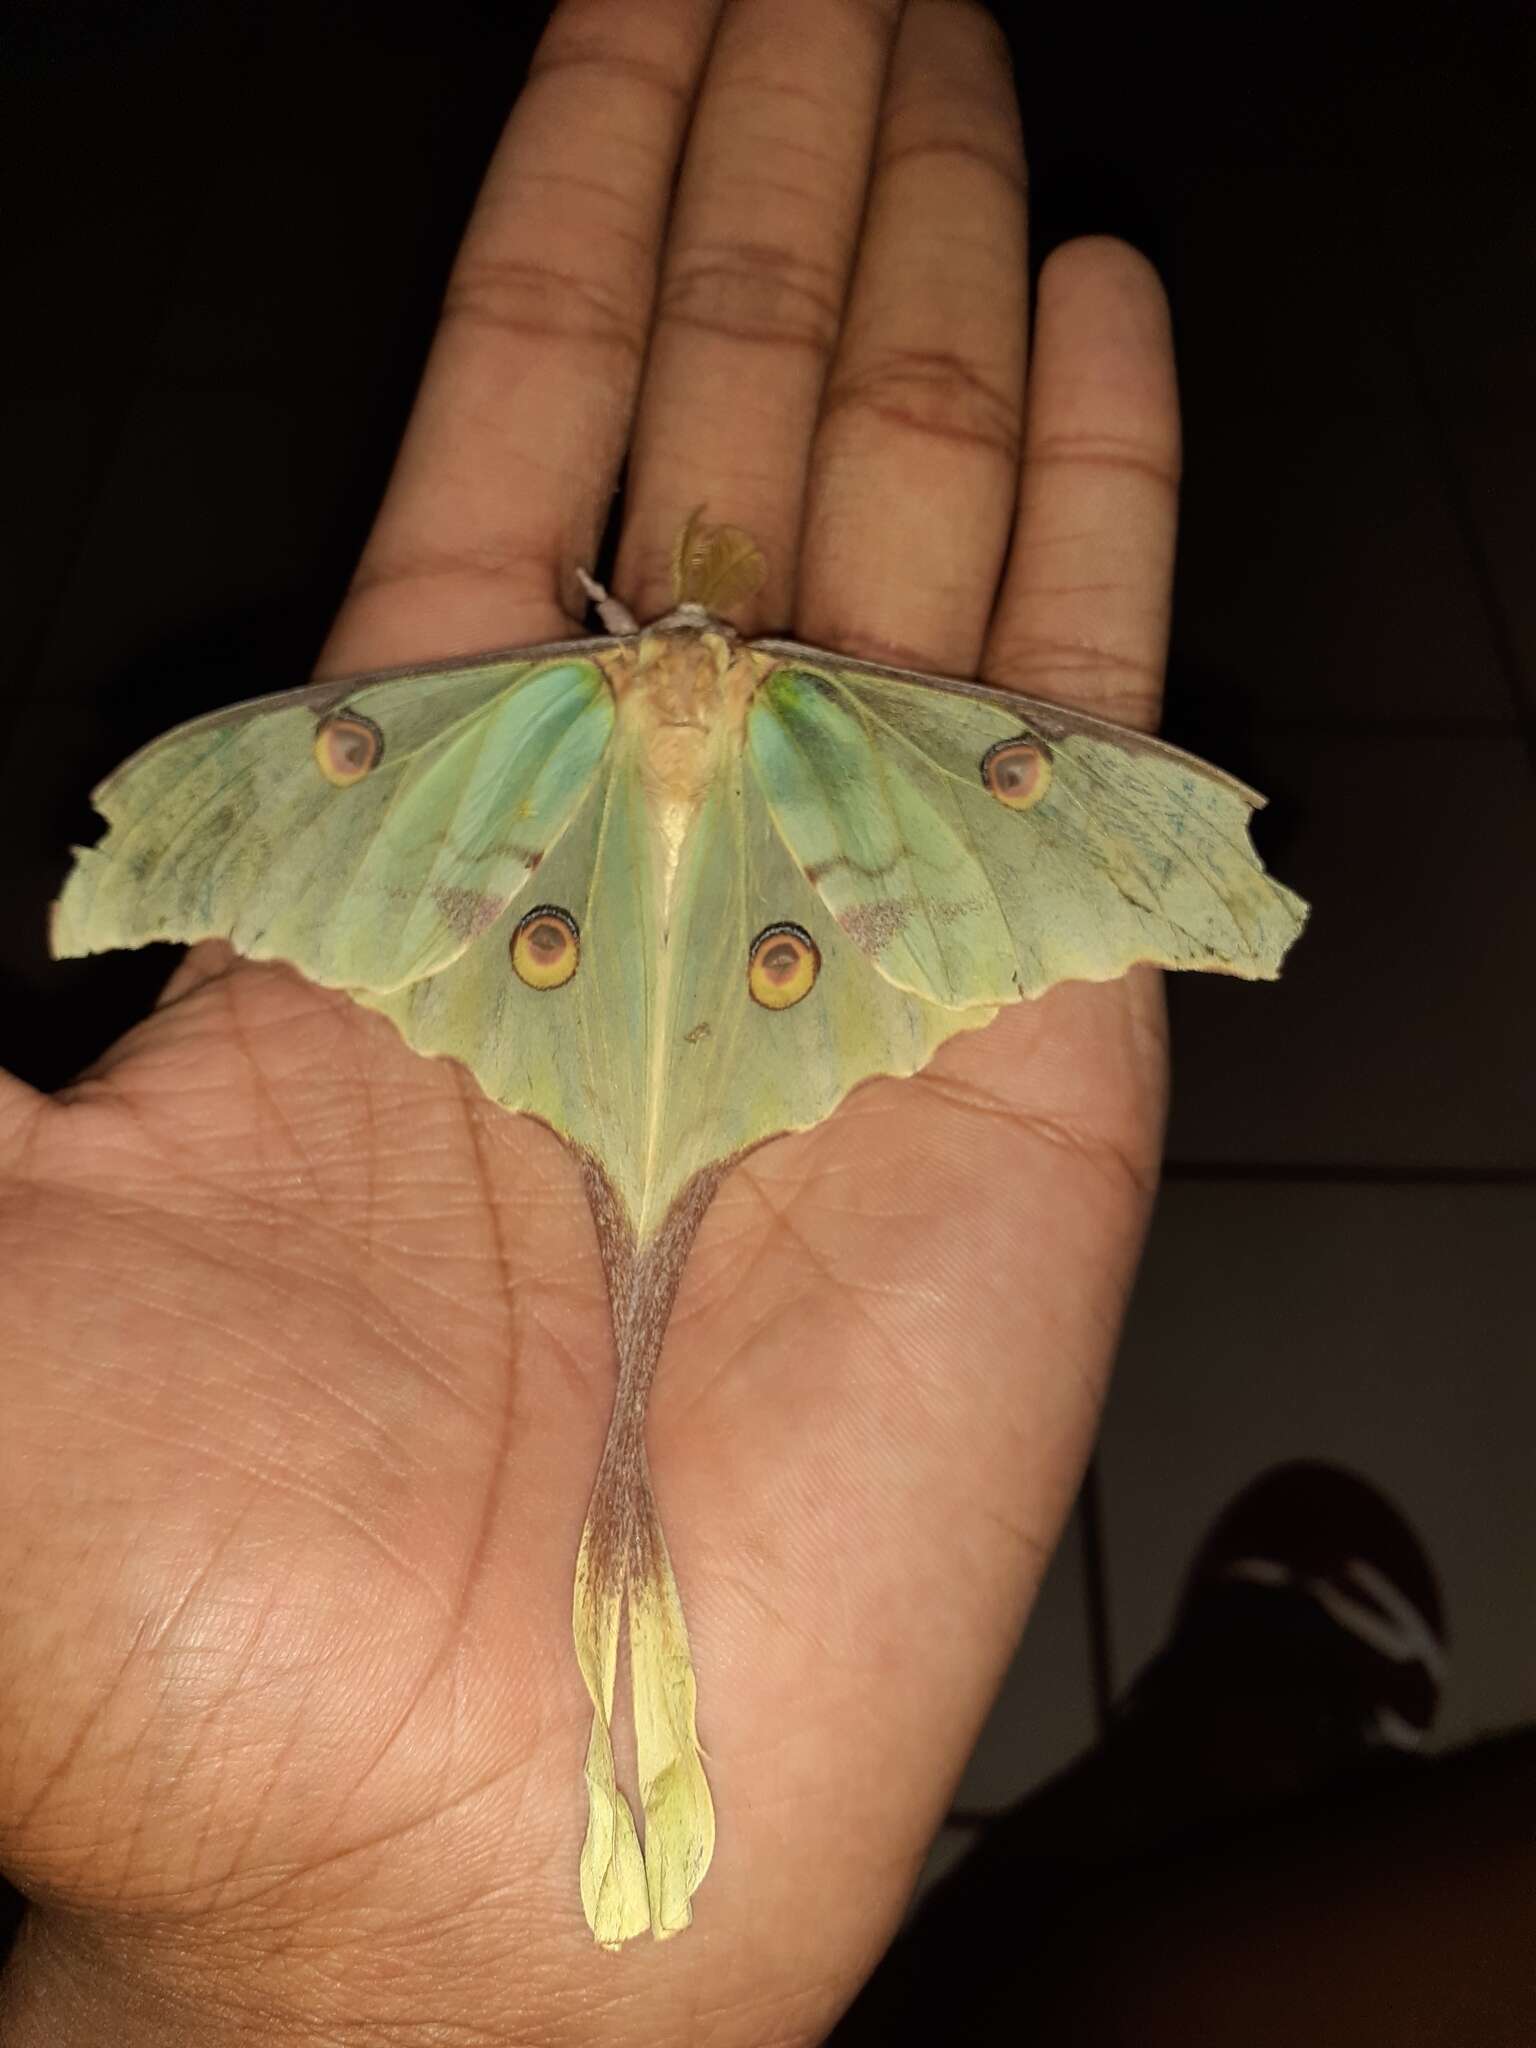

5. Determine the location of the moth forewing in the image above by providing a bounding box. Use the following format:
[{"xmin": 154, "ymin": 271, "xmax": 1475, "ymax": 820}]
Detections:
[{"xmin": 745, "ymin": 642, "xmax": 1308, "ymax": 994}]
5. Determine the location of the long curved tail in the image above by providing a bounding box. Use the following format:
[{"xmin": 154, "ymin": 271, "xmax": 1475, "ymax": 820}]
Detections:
[
  {"xmin": 573, "ymin": 1438, "xmax": 713, "ymax": 1947},
  {"xmin": 572, "ymin": 1159, "xmax": 721, "ymax": 1948}
]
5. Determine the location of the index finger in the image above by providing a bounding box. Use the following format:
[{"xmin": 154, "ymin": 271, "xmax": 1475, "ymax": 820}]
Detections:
[{"xmin": 321, "ymin": 0, "xmax": 724, "ymax": 677}]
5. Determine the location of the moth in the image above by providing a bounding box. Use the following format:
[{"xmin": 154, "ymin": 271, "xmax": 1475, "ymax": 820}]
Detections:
[{"xmin": 52, "ymin": 518, "xmax": 1307, "ymax": 1948}]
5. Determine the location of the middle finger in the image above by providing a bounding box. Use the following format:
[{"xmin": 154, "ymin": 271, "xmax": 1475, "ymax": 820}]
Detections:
[
  {"xmin": 616, "ymin": 0, "xmax": 905, "ymax": 629},
  {"xmin": 797, "ymin": 0, "xmax": 1028, "ymax": 675}
]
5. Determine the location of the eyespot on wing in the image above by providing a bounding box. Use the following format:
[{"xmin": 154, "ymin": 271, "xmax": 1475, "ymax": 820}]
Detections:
[
  {"xmin": 748, "ymin": 922, "xmax": 819, "ymax": 1010},
  {"xmin": 511, "ymin": 905, "xmax": 580, "ymax": 989},
  {"xmin": 314, "ymin": 710, "xmax": 385, "ymax": 787},
  {"xmin": 980, "ymin": 736, "xmax": 1052, "ymax": 811}
]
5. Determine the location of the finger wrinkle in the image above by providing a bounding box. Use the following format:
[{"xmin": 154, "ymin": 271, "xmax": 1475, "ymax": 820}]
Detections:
[
  {"xmin": 1027, "ymin": 435, "xmax": 1180, "ymax": 492},
  {"xmin": 526, "ymin": 40, "xmax": 693, "ymax": 111},
  {"xmin": 985, "ymin": 649, "xmax": 1164, "ymax": 729},
  {"xmin": 652, "ymin": 308, "xmax": 838, "ymax": 359},
  {"xmin": 877, "ymin": 133, "xmax": 1026, "ymax": 200},
  {"xmin": 441, "ymin": 258, "xmax": 648, "ymax": 363},
  {"xmin": 712, "ymin": 70, "xmax": 851, "ymax": 125},
  {"xmin": 913, "ymin": 1067, "xmax": 1160, "ymax": 1205},
  {"xmin": 656, "ymin": 243, "xmax": 845, "ymax": 356},
  {"xmin": 822, "ymin": 347, "xmax": 1022, "ymax": 465},
  {"xmin": 345, "ymin": 542, "xmax": 566, "ymax": 613},
  {"xmin": 718, "ymin": 128, "xmax": 851, "ymax": 181},
  {"xmin": 716, "ymin": 165, "xmax": 846, "ymax": 211},
  {"xmin": 989, "ymin": 629, "xmax": 1163, "ymax": 683},
  {"xmin": 501, "ymin": 170, "xmax": 658, "ymax": 262},
  {"xmin": 1072, "ymin": 682, "xmax": 1165, "ymax": 729},
  {"xmin": 792, "ymin": 623, "xmax": 964, "ymax": 676}
]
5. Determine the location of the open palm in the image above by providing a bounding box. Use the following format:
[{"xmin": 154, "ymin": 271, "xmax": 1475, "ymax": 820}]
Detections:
[{"xmin": 0, "ymin": 3, "xmax": 1180, "ymax": 2042}]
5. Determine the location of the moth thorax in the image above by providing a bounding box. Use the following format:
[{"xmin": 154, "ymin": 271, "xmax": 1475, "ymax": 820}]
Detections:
[
  {"xmin": 637, "ymin": 628, "xmax": 728, "ymax": 715},
  {"xmin": 631, "ymin": 630, "xmax": 752, "ymax": 800}
]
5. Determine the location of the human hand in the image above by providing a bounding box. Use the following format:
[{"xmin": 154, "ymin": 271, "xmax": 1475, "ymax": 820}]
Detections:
[{"xmin": 0, "ymin": 1, "xmax": 1178, "ymax": 2042}]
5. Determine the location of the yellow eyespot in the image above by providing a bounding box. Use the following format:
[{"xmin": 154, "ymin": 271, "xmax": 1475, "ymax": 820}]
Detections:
[
  {"xmin": 980, "ymin": 736, "xmax": 1052, "ymax": 811},
  {"xmin": 511, "ymin": 905, "xmax": 579, "ymax": 990},
  {"xmin": 314, "ymin": 710, "xmax": 384, "ymax": 787},
  {"xmin": 748, "ymin": 923, "xmax": 819, "ymax": 1010}
]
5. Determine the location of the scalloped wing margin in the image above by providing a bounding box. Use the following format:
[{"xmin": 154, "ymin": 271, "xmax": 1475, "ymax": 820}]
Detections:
[
  {"xmin": 744, "ymin": 660, "xmax": 1308, "ymax": 1004},
  {"xmin": 52, "ymin": 654, "xmax": 616, "ymax": 992}
]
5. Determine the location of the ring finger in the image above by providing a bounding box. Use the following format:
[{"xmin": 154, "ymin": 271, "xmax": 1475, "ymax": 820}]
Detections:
[{"xmin": 796, "ymin": 0, "xmax": 1028, "ymax": 676}]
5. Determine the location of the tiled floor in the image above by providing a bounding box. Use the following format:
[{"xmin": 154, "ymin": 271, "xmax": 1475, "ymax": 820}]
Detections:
[
  {"xmin": 1106, "ymin": 42, "xmax": 1536, "ymax": 1778},
  {"xmin": 904, "ymin": 5, "xmax": 1536, "ymax": 1921},
  {"xmin": 1103, "ymin": 1180, "xmax": 1536, "ymax": 1752}
]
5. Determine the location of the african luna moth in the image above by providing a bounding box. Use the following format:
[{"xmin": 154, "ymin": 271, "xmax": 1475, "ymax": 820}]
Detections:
[{"xmin": 52, "ymin": 518, "xmax": 1307, "ymax": 1949}]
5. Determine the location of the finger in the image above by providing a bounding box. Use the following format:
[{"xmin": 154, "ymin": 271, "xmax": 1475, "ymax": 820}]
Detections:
[
  {"xmin": 614, "ymin": 0, "xmax": 904, "ymax": 629},
  {"xmin": 322, "ymin": 0, "xmax": 725, "ymax": 676},
  {"xmin": 984, "ymin": 236, "xmax": 1180, "ymax": 730},
  {"xmin": 795, "ymin": 0, "xmax": 1027, "ymax": 674}
]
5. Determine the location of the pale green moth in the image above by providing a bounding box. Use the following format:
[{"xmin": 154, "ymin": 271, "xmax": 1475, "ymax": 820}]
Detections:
[{"xmin": 51, "ymin": 518, "xmax": 1308, "ymax": 1949}]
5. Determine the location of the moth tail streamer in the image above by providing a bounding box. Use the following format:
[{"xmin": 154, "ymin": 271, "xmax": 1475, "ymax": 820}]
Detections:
[
  {"xmin": 573, "ymin": 1159, "xmax": 724, "ymax": 1950},
  {"xmin": 572, "ymin": 1514, "xmax": 647, "ymax": 1948},
  {"xmin": 573, "ymin": 1450, "xmax": 714, "ymax": 1949}
]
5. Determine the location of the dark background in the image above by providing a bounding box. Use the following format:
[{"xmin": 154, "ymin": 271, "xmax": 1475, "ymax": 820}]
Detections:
[{"xmin": 5, "ymin": 0, "xmax": 1535, "ymax": 2030}]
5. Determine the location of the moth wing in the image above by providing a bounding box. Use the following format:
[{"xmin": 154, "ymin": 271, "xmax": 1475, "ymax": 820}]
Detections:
[
  {"xmin": 52, "ymin": 644, "xmax": 617, "ymax": 992},
  {"xmin": 644, "ymin": 763, "xmax": 994, "ymax": 1214},
  {"xmin": 365, "ymin": 734, "xmax": 991, "ymax": 1235},
  {"xmin": 745, "ymin": 647, "xmax": 1307, "ymax": 1006}
]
